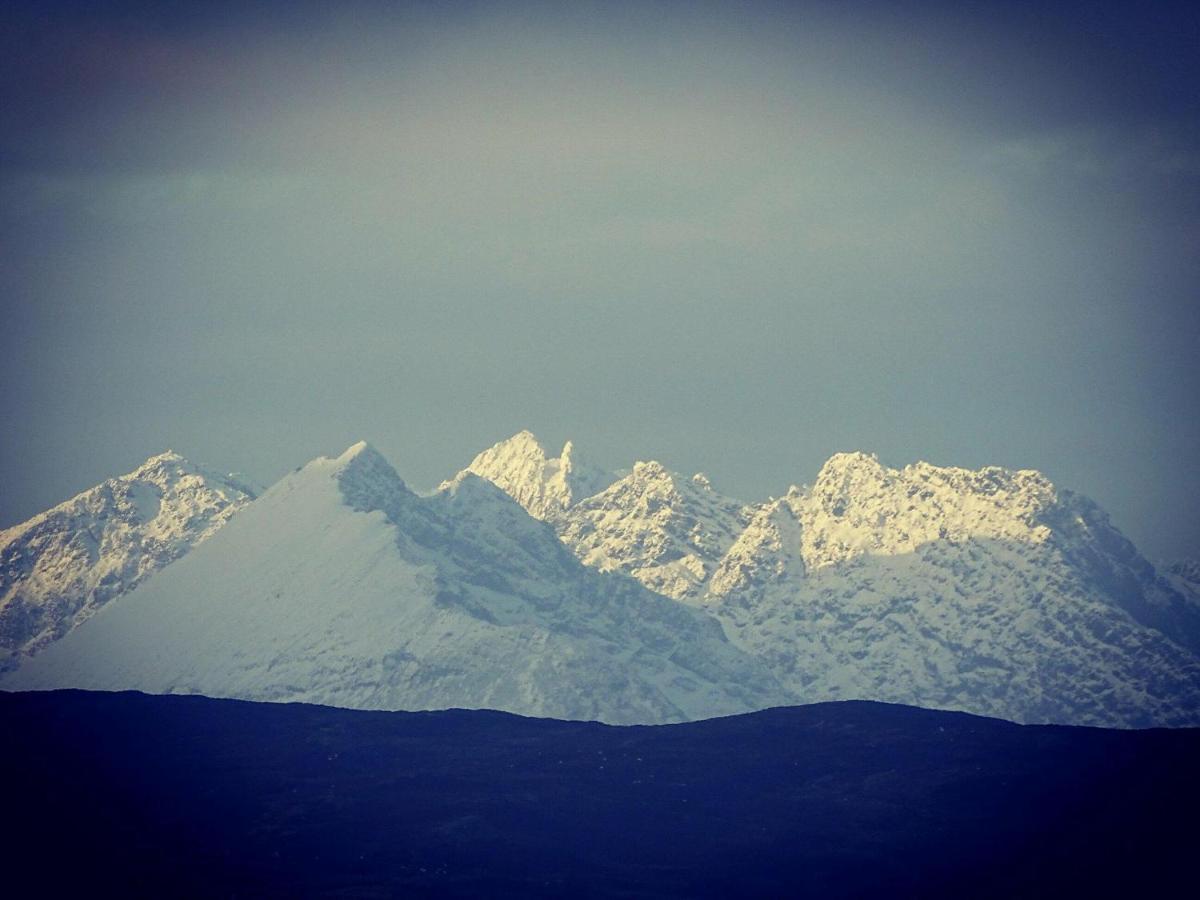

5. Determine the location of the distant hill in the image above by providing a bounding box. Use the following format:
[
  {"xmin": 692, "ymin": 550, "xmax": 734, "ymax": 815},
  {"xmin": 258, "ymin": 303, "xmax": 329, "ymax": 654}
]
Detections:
[{"xmin": 4, "ymin": 690, "xmax": 1195, "ymax": 898}]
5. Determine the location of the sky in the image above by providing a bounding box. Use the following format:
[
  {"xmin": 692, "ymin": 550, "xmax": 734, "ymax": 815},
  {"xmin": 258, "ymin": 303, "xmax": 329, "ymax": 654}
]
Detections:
[{"xmin": 1, "ymin": 0, "xmax": 1197, "ymax": 559}]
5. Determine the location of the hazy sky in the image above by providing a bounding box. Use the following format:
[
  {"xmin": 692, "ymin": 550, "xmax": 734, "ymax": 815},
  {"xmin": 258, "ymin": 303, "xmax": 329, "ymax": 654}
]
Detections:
[{"xmin": 2, "ymin": 1, "xmax": 1197, "ymax": 559}]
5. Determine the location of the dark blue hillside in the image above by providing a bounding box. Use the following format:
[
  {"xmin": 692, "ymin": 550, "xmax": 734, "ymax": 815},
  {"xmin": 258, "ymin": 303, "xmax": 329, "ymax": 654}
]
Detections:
[{"xmin": 2, "ymin": 690, "xmax": 1195, "ymax": 898}]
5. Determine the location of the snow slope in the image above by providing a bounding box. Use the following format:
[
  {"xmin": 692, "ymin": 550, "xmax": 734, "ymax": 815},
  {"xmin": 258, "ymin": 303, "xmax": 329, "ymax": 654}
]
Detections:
[
  {"xmin": 0, "ymin": 452, "xmax": 256, "ymax": 670},
  {"xmin": 4, "ymin": 442, "xmax": 785, "ymax": 725}
]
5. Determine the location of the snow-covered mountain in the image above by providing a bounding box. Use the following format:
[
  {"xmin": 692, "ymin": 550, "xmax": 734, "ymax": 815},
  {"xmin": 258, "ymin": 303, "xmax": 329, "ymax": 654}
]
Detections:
[
  {"xmin": 454, "ymin": 434, "xmax": 1200, "ymax": 727},
  {"xmin": 701, "ymin": 453, "xmax": 1200, "ymax": 727},
  {"xmin": 5, "ymin": 442, "xmax": 785, "ymax": 724},
  {"xmin": 0, "ymin": 452, "xmax": 257, "ymax": 671},
  {"xmin": 5, "ymin": 430, "xmax": 1198, "ymax": 728}
]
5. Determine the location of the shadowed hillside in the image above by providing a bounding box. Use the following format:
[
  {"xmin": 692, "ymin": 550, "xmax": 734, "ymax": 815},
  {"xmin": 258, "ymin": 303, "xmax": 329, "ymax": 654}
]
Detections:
[{"xmin": 3, "ymin": 690, "xmax": 1196, "ymax": 897}]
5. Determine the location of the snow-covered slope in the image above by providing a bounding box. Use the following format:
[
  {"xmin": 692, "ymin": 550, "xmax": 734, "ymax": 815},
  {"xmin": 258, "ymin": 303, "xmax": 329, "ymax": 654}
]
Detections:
[
  {"xmin": 0, "ymin": 452, "xmax": 256, "ymax": 670},
  {"xmin": 4, "ymin": 442, "xmax": 785, "ymax": 725},
  {"xmin": 704, "ymin": 453, "xmax": 1200, "ymax": 727}
]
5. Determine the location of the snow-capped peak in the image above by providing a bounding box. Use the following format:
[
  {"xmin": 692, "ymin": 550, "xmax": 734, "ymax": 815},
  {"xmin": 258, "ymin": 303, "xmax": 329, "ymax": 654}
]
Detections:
[
  {"xmin": 444, "ymin": 430, "xmax": 614, "ymax": 521},
  {"xmin": 1, "ymin": 450, "xmax": 257, "ymax": 668},
  {"xmin": 556, "ymin": 459, "xmax": 748, "ymax": 602},
  {"xmin": 800, "ymin": 453, "xmax": 1059, "ymax": 570},
  {"xmin": 336, "ymin": 439, "xmax": 377, "ymax": 463},
  {"xmin": 136, "ymin": 449, "xmax": 184, "ymax": 467}
]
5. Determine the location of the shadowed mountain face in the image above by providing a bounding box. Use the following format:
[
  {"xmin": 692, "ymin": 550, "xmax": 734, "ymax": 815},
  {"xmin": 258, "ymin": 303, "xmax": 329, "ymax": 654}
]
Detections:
[{"xmin": 3, "ymin": 690, "xmax": 1196, "ymax": 899}]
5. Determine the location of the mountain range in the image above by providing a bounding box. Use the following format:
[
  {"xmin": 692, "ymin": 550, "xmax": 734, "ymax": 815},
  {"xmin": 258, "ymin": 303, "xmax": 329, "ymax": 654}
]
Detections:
[
  {"xmin": 3, "ymin": 442, "xmax": 781, "ymax": 723},
  {"xmin": 3, "ymin": 430, "xmax": 1198, "ymax": 727}
]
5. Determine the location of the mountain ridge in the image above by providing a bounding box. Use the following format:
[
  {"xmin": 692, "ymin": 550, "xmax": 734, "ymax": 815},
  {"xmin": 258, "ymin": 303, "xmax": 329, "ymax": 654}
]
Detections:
[
  {"xmin": 4, "ymin": 430, "xmax": 1198, "ymax": 728},
  {"xmin": 449, "ymin": 431, "xmax": 1200, "ymax": 726},
  {"xmin": 4, "ymin": 440, "xmax": 786, "ymax": 724}
]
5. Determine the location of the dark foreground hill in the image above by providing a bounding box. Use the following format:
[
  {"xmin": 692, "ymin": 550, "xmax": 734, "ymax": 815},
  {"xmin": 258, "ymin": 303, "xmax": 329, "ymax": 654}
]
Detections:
[{"xmin": 3, "ymin": 691, "xmax": 1196, "ymax": 898}]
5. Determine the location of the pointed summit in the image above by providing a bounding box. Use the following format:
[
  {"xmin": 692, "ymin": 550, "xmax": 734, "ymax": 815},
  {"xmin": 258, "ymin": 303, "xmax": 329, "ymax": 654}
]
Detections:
[
  {"xmin": 444, "ymin": 430, "xmax": 614, "ymax": 520},
  {"xmin": 332, "ymin": 440, "xmax": 401, "ymax": 483},
  {"xmin": 323, "ymin": 441, "xmax": 411, "ymax": 517},
  {"xmin": 336, "ymin": 440, "xmax": 376, "ymax": 463}
]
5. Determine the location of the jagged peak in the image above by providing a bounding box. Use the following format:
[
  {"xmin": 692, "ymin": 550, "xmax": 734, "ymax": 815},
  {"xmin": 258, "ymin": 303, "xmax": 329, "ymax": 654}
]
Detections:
[
  {"xmin": 450, "ymin": 430, "xmax": 614, "ymax": 520},
  {"xmin": 128, "ymin": 449, "xmax": 194, "ymax": 477},
  {"xmin": 904, "ymin": 458, "xmax": 1045, "ymax": 481},
  {"xmin": 631, "ymin": 460, "xmax": 672, "ymax": 479},
  {"xmin": 144, "ymin": 449, "xmax": 183, "ymax": 463},
  {"xmin": 125, "ymin": 450, "xmax": 260, "ymax": 500},
  {"xmin": 493, "ymin": 429, "xmax": 550, "ymax": 458},
  {"xmin": 590, "ymin": 461, "xmax": 744, "ymax": 507},
  {"xmin": 452, "ymin": 430, "xmax": 555, "ymax": 484},
  {"xmin": 815, "ymin": 451, "xmax": 885, "ymax": 479},
  {"xmin": 557, "ymin": 439, "xmax": 590, "ymax": 474},
  {"xmin": 814, "ymin": 452, "xmax": 1057, "ymax": 499}
]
